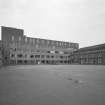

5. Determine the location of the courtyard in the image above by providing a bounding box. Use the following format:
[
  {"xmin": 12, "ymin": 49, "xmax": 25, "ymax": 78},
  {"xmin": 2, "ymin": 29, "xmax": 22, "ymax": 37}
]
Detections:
[{"xmin": 0, "ymin": 65, "xmax": 105, "ymax": 105}]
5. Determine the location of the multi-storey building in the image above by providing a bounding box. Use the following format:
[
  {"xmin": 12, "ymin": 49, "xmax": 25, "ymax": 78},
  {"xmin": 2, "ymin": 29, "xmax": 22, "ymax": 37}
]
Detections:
[
  {"xmin": 0, "ymin": 41, "xmax": 2, "ymax": 66},
  {"xmin": 1, "ymin": 26, "xmax": 105, "ymax": 65},
  {"xmin": 69, "ymin": 44, "xmax": 105, "ymax": 65},
  {"xmin": 1, "ymin": 26, "xmax": 79, "ymax": 65}
]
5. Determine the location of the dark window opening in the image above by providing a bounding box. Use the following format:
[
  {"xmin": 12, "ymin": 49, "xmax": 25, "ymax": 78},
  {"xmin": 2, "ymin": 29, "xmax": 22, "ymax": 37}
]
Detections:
[
  {"xmin": 51, "ymin": 56, "xmax": 54, "ymax": 58},
  {"xmin": 11, "ymin": 54, "xmax": 15, "ymax": 58},
  {"xmin": 17, "ymin": 54, "xmax": 23, "ymax": 58},
  {"xmin": 55, "ymin": 51, "xmax": 59, "ymax": 54},
  {"xmin": 47, "ymin": 51, "xmax": 50, "ymax": 53},
  {"xmin": 24, "ymin": 60, "xmax": 27, "ymax": 64},
  {"xmin": 30, "ymin": 55, "xmax": 34, "ymax": 58}
]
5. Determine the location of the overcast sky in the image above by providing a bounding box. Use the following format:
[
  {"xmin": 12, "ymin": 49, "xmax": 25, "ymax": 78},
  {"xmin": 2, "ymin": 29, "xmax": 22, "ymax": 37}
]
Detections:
[{"xmin": 0, "ymin": 0, "xmax": 105, "ymax": 48}]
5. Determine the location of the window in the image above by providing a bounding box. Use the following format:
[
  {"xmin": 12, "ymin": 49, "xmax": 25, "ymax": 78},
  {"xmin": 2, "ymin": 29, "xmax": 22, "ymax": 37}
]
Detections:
[
  {"xmin": 47, "ymin": 51, "xmax": 50, "ymax": 53},
  {"xmin": 55, "ymin": 42, "xmax": 58, "ymax": 46},
  {"xmin": 35, "ymin": 55, "xmax": 40, "ymax": 58},
  {"xmin": 19, "ymin": 36, "xmax": 21, "ymax": 41},
  {"xmin": 41, "ymin": 55, "xmax": 44, "ymax": 58},
  {"xmin": 51, "ymin": 51, "xmax": 55, "ymax": 54},
  {"xmin": 14, "ymin": 48, "xmax": 16, "ymax": 51},
  {"xmin": 11, "ymin": 54, "xmax": 15, "ymax": 58},
  {"xmin": 51, "ymin": 41, "xmax": 54, "ymax": 45},
  {"xmin": 36, "ymin": 44, "xmax": 39, "ymax": 48},
  {"xmin": 59, "ymin": 51, "xmax": 64, "ymax": 54},
  {"xmin": 33, "ymin": 39, "xmax": 35, "ymax": 44},
  {"xmin": 37, "ymin": 50, "xmax": 40, "ymax": 52},
  {"xmin": 46, "ymin": 55, "xmax": 50, "ymax": 58},
  {"xmin": 55, "ymin": 51, "xmax": 59, "ymax": 54},
  {"xmin": 12, "ymin": 36, "xmax": 14, "ymax": 41},
  {"xmin": 41, "ymin": 40, "xmax": 45, "ymax": 44},
  {"xmin": 52, "ymin": 46, "xmax": 55, "ymax": 49},
  {"xmin": 64, "ymin": 52, "xmax": 68, "ymax": 54},
  {"xmin": 30, "ymin": 55, "xmax": 34, "ymax": 58},
  {"xmin": 25, "ymin": 37, "xmax": 27, "ymax": 42},
  {"xmin": 17, "ymin": 54, "xmax": 23, "ymax": 58},
  {"xmin": 17, "ymin": 60, "xmax": 23, "ymax": 64},
  {"xmin": 51, "ymin": 56, "xmax": 54, "ymax": 58},
  {"xmin": 36, "ymin": 39, "xmax": 39, "ymax": 43},
  {"xmin": 30, "ymin": 38, "xmax": 33, "ymax": 43},
  {"xmin": 47, "ymin": 40, "xmax": 50, "ymax": 44},
  {"xmin": 60, "ymin": 42, "xmax": 62, "ymax": 46},
  {"xmin": 60, "ymin": 56, "xmax": 63, "ymax": 59},
  {"xmin": 24, "ymin": 54, "xmax": 27, "ymax": 58}
]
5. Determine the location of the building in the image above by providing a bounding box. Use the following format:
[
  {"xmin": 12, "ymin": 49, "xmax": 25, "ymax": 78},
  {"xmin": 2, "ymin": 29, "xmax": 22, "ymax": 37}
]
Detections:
[
  {"xmin": 1, "ymin": 26, "xmax": 79, "ymax": 65},
  {"xmin": 0, "ymin": 41, "xmax": 2, "ymax": 67},
  {"xmin": 1, "ymin": 26, "xmax": 105, "ymax": 65},
  {"xmin": 69, "ymin": 44, "xmax": 105, "ymax": 65}
]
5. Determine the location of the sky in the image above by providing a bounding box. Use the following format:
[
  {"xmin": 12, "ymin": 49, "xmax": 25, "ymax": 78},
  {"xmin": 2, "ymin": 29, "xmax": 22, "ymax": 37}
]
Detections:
[{"xmin": 0, "ymin": 0, "xmax": 105, "ymax": 48}]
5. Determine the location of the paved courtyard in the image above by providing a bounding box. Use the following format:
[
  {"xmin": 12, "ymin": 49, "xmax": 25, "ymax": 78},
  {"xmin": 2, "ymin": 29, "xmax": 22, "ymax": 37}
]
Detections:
[{"xmin": 0, "ymin": 65, "xmax": 105, "ymax": 105}]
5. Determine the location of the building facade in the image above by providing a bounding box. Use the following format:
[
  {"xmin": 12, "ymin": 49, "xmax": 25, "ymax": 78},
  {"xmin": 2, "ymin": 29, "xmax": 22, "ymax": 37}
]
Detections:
[
  {"xmin": 1, "ymin": 26, "xmax": 79, "ymax": 65},
  {"xmin": 69, "ymin": 44, "xmax": 105, "ymax": 65},
  {"xmin": 0, "ymin": 41, "xmax": 2, "ymax": 66}
]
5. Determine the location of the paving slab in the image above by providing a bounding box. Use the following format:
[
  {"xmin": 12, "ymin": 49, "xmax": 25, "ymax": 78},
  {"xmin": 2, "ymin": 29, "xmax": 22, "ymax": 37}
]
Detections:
[{"xmin": 0, "ymin": 65, "xmax": 105, "ymax": 105}]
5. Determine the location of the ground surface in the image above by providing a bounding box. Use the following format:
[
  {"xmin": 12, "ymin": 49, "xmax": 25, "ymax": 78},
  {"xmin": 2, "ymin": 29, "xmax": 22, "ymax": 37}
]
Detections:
[{"xmin": 0, "ymin": 65, "xmax": 105, "ymax": 105}]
